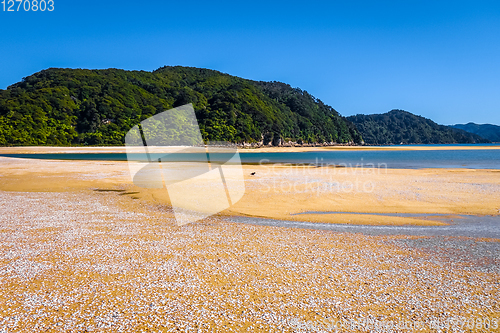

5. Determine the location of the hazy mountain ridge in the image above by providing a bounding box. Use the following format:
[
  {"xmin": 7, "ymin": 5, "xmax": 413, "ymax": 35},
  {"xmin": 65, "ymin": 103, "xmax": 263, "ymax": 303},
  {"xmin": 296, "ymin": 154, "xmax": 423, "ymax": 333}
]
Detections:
[
  {"xmin": 0, "ymin": 66, "xmax": 362, "ymax": 146},
  {"xmin": 451, "ymin": 123, "xmax": 500, "ymax": 143},
  {"xmin": 347, "ymin": 110, "xmax": 490, "ymax": 145}
]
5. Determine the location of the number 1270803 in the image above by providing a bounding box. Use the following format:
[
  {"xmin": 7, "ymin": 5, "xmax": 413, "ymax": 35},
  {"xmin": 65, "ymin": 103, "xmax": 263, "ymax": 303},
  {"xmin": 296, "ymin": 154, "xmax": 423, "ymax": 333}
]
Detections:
[{"xmin": 2, "ymin": 0, "xmax": 54, "ymax": 11}]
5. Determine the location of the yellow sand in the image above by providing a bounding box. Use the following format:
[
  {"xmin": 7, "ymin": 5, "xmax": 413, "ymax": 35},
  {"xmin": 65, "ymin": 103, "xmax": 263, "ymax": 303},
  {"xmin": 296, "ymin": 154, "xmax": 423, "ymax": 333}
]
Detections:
[
  {"xmin": 1, "ymin": 146, "xmax": 499, "ymax": 226},
  {"xmin": 1, "ymin": 148, "xmax": 499, "ymax": 331},
  {"xmin": 2, "ymin": 190, "xmax": 498, "ymax": 331}
]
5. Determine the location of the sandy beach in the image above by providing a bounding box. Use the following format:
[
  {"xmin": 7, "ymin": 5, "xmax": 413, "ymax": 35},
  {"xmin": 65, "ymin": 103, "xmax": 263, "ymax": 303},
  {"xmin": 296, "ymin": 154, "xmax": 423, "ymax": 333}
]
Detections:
[
  {"xmin": 0, "ymin": 148, "xmax": 499, "ymax": 331},
  {"xmin": 1, "ymin": 143, "xmax": 499, "ymax": 155},
  {"xmin": 1, "ymin": 151, "xmax": 499, "ymax": 226}
]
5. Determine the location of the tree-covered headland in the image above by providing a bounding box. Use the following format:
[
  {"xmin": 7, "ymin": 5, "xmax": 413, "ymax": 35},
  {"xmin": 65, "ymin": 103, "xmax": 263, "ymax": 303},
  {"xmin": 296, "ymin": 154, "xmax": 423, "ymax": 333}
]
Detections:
[
  {"xmin": 347, "ymin": 110, "xmax": 489, "ymax": 145},
  {"xmin": 0, "ymin": 66, "xmax": 362, "ymax": 146}
]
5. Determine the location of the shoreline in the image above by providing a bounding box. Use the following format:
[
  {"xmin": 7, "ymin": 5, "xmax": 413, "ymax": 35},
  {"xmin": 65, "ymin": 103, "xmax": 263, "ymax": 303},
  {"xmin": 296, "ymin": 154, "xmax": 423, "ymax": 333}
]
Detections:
[{"xmin": 0, "ymin": 143, "xmax": 500, "ymax": 155}]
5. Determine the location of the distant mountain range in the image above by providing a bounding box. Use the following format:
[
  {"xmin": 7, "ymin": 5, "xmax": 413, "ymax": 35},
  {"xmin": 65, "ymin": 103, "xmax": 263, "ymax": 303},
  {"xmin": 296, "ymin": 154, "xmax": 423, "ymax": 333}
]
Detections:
[
  {"xmin": 347, "ymin": 110, "xmax": 490, "ymax": 145},
  {"xmin": 0, "ymin": 66, "xmax": 495, "ymax": 146},
  {"xmin": 450, "ymin": 123, "xmax": 500, "ymax": 143}
]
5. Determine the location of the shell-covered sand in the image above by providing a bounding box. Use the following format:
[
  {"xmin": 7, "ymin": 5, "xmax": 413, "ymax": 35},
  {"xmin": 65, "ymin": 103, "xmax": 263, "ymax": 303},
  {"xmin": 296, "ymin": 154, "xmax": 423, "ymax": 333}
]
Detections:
[
  {"xmin": 0, "ymin": 152, "xmax": 499, "ymax": 331},
  {"xmin": 1, "ymin": 191, "xmax": 499, "ymax": 332}
]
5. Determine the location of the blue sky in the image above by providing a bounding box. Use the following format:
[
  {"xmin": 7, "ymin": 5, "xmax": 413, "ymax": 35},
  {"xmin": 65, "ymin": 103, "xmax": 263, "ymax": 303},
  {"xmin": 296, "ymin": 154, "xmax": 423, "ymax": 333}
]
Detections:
[{"xmin": 1, "ymin": 0, "xmax": 499, "ymax": 125}]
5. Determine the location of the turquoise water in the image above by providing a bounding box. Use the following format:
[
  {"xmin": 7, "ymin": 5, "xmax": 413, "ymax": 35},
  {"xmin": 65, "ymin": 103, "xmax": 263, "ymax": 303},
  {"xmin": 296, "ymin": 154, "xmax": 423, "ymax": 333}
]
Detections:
[{"xmin": 1, "ymin": 146, "xmax": 500, "ymax": 169}]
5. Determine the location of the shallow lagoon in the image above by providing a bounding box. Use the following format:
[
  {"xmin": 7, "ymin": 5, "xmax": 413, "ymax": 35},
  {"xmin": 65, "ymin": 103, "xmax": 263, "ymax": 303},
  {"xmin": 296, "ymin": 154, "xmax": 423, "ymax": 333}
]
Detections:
[{"xmin": 2, "ymin": 146, "xmax": 500, "ymax": 169}]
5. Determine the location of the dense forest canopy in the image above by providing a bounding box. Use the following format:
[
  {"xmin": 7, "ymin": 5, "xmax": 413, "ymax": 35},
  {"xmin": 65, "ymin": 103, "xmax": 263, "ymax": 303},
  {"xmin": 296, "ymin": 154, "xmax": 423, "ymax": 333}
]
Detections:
[
  {"xmin": 0, "ymin": 66, "xmax": 362, "ymax": 146},
  {"xmin": 347, "ymin": 110, "xmax": 490, "ymax": 145},
  {"xmin": 451, "ymin": 123, "xmax": 500, "ymax": 143}
]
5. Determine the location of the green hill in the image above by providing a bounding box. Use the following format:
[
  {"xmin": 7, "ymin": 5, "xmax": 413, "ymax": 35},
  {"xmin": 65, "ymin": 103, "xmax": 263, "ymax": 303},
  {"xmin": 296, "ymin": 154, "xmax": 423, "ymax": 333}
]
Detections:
[
  {"xmin": 0, "ymin": 66, "xmax": 362, "ymax": 146},
  {"xmin": 451, "ymin": 123, "xmax": 500, "ymax": 143},
  {"xmin": 347, "ymin": 110, "xmax": 490, "ymax": 145}
]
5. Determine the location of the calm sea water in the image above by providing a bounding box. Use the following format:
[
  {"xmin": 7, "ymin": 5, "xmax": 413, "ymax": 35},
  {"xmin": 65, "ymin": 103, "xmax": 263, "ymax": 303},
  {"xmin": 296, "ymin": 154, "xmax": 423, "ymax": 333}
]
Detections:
[{"xmin": 1, "ymin": 145, "xmax": 500, "ymax": 169}]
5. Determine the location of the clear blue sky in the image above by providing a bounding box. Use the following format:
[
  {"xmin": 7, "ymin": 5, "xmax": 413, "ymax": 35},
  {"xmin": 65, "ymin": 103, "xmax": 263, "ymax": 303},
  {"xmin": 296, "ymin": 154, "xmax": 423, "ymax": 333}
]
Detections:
[{"xmin": 1, "ymin": 0, "xmax": 499, "ymax": 125}]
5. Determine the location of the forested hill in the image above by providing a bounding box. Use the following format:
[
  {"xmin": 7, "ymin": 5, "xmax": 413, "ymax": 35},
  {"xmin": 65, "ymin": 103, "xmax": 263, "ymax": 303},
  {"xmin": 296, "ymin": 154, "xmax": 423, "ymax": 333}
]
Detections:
[
  {"xmin": 0, "ymin": 66, "xmax": 362, "ymax": 146},
  {"xmin": 347, "ymin": 110, "xmax": 490, "ymax": 145},
  {"xmin": 451, "ymin": 123, "xmax": 500, "ymax": 143}
]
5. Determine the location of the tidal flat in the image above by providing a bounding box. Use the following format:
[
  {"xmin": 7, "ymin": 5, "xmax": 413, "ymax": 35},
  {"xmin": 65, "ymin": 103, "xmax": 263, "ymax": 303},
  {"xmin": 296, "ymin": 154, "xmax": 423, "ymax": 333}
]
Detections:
[{"xmin": 0, "ymin": 148, "xmax": 499, "ymax": 331}]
